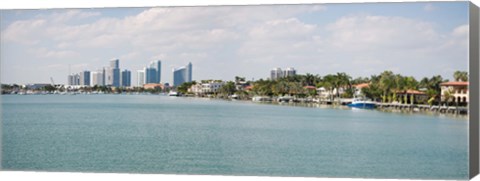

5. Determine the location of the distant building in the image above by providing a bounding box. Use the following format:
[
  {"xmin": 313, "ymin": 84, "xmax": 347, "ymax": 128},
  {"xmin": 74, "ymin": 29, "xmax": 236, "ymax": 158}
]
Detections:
[
  {"xmin": 270, "ymin": 68, "xmax": 283, "ymax": 80},
  {"xmin": 189, "ymin": 81, "xmax": 224, "ymax": 95},
  {"xmin": 121, "ymin": 70, "xmax": 131, "ymax": 87},
  {"xmin": 270, "ymin": 67, "xmax": 296, "ymax": 80},
  {"xmin": 91, "ymin": 69, "xmax": 105, "ymax": 86},
  {"xmin": 283, "ymin": 67, "xmax": 296, "ymax": 77},
  {"xmin": 145, "ymin": 67, "xmax": 157, "ymax": 84},
  {"xmin": 106, "ymin": 59, "xmax": 120, "ymax": 87},
  {"xmin": 68, "ymin": 73, "xmax": 80, "ymax": 85},
  {"xmin": 137, "ymin": 70, "xmax": 145, "ymax": 87},
  {"xmin": 440, "ymin": 82, "xmax": 469, "ymax": 104},
  {"xmin": 79, "ymin": 71, "xmax": 91, "ymax": 86},
  {"xmin": 138, "ymin": 60, "xmax": 162, "ymax": 84},
  {"xmin": 172, "ymin": 62, "xmax": 192, "ymax": 86}
]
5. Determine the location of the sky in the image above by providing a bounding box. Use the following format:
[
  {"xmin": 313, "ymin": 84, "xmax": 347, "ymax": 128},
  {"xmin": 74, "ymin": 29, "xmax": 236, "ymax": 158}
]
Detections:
[{"xmin": 0, "ymin": 2, "xmax": 469, "ymax": 85}]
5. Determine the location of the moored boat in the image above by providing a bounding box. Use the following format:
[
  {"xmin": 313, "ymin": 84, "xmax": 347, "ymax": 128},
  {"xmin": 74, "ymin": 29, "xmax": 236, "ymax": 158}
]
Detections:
[
  {"xmin": 347, "ymin": 97, "xmax": 376, "ymax": 109},
  {"xmin": 168, "ymin": 91, "xmax": 179, "ymax": 96}
]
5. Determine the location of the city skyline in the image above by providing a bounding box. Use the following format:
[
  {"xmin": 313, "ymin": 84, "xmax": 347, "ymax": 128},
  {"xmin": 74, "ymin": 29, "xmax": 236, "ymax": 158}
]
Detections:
[{"xmin": 1, "ymin": 2, "xmax": 469, "ymax": 85}]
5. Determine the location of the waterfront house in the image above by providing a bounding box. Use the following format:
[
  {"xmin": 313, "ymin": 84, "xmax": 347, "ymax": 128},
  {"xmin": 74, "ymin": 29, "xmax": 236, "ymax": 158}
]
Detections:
[
  {"xmin": 189, "ymin": 81, "xmax": 225, "ymax": 95},
  {"xmin": 439, "ymin": 81, "xmax": 468, "ymax": 105},
  {"xmin": 395, "ymin": 89, "xmax": 428, "ymax": 104},
  {"xmin": 143, "ymin": 83, "xmax": 165, "ymax": 90},
  {"xmin": 353, "ymin": 83, "xmax": 369, "ymax": 97},
  {"xmin": 317, "ymin": 87, "xmax": 345, "ymax": 100}
]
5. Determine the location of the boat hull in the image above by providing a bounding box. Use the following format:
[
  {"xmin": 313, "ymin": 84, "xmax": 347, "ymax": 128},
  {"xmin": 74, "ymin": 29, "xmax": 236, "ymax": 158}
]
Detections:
[{"xmin": 347, "ymin": 103, "xmax": 376, "ymax": 109}]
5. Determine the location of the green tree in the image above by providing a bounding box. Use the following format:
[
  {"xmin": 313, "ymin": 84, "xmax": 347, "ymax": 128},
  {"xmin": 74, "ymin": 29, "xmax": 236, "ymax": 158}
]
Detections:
[
  {"xmin": 219, "ymin": 81, "xmax": 236, "ymax": 97},
  {"xmin": 443, "ymin": 88, "xmax": 454, "ymax": 108},
  {"xmin": 379, "ymin": 71, "xmax": 395, "ymax": 103},
  {"xmin": 453, "ymin": 70, "xmax": 468, "ymax": 82}
]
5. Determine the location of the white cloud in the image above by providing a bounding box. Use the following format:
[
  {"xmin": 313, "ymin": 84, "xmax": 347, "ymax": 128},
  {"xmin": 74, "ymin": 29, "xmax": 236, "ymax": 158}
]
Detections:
[
  {"xmin": 326, "ymin": 15, "xmax": 441, "ymax": 51},
  {"xmin": 1, "ymin": 5, "xmax": 468, "ymax": 84},
  {"xmin": 452, "ymin": 24, "xmax": 469, "ymax": 37}
]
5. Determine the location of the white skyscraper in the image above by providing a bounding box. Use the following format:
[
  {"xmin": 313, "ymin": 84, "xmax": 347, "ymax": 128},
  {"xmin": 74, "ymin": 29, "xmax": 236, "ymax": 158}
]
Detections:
[
  {"xmin": 91, "ymin": 69, "xmax": 105, "ymax": 86},
  {"xmin": 270, "ymin": 68, "xmax": 283, "ymax": 80},
  {"xmin": 137, "ymin": 69, "xmax": 145, "ymax": 87},
  {"xmin": 284, "ymin": 67, "xmax": 296, "ymax": 77}
]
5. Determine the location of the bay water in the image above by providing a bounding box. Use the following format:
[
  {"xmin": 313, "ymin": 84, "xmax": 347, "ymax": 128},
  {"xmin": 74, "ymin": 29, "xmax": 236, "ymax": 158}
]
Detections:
[{"xmin": 1, "ymin": 95, "xmax": 468, "ymax": 179}]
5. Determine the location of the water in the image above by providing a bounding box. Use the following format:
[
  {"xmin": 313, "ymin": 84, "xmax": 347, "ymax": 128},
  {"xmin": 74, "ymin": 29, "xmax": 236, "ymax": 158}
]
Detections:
[{"xmin": 1, "ymin": 95, "xmax": 468, "ymax": 179}]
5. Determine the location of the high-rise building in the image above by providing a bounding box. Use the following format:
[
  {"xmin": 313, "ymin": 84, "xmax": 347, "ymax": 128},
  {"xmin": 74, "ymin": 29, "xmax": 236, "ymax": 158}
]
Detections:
[
  {"xmin": 121, "ymin": 70, "xmax": 131, "ymax": 87},
  {"xmin": 151, "ymin": 60, "xmax": 161, "ymax": 83},
  {"xmin": 270, "ymin": 68, "xmax": 283, "ymax": 80},
  {"xmin": 102, "ymin": 67, "xmax": 106, "ymax": 85},
  {"xmin": 79, "ymin": 71, "xmax": 91, "ymax": 86},
  {"xmin": 284, "ymin": 67, "xmax": 296, "ymax": 77},
  {"xmin": 68, "ymin": 73, "xmax": 80, "ymax": 85},
  {"xmin": 172, "ymin": 62, "xmax": 192, "ymax": 86},
  {"xmin": 106, "ymin": 59, "xmax": 121, "ymax": 87},
  {"xmin": 145, "ymin": 67, "xmax": 157, "ymax": 84},
  {"xmin": 271, "ymin": 67, "xmax": 296, "ymax": 80},
  {"xmin": 143, "ymin": 60, "xmax": 161, "ymax": 84},
  {"xmin": 137, "ymin": 69, "xmax": 145, "ymax": 87},
  {"xmin": 91, "ymin": 70, "xmax": 105, "ymax": 86}
]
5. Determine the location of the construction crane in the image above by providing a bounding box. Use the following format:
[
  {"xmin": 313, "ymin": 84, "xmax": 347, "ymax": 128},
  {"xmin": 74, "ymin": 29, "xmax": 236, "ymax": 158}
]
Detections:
[{"xmin": 50, "ymin": 77, "xmax": 55, "ymax": 86}]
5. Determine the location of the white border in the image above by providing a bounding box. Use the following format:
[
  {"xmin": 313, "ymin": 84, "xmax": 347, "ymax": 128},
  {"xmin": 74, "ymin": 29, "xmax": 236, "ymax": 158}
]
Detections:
[{"xmin": 0, "ymin": 0, "xmax": 479, "ymax": 181}]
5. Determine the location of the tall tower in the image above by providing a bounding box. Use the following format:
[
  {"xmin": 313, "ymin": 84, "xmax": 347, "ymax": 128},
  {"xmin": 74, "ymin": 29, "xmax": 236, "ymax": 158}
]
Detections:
[
  {"xmin": 121, "ymin": 69, "xmax": 131, "ymax": 87},
  {"xmin": 172, "ymin": 62, "xmax": 193, "ymax": 87},
  {"xmin": 108, "ymin": 59, "xmax": 120, "ymax": 87},
  {"xmin": 151, "ymin": 60, "xmax": 161, "ymax": 83},
  {"xmin": 187, "ymin": 62, "xmax": 192, "ymax": 82},
  {"xmin": 137, "ymin": 69, "xmax": 145, "ymax": 87}
]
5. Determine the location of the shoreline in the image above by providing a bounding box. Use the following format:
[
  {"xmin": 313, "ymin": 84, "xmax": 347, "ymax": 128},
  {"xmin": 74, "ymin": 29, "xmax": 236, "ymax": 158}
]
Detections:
[{"xmin": 2, "ymin": 93, "xmax": 469, "ymax": 119}]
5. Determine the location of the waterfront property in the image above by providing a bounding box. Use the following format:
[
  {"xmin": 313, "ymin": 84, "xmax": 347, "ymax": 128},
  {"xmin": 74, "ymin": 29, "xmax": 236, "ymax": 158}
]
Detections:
[
  {"xmin": 353, "ymin": 83, "xmax": 369, "ymax": 97},
  {"xmin": 440, "ymin": 81, "xmax": 469, "ymax": 106},
  {"xmin": 143, "ymin": 83, "xmax": 165, "ymax": 91},
  {"xmin": 394, "ymin": 90, "xmax": 428, "ymax": 104},
  {"xmin": 189, "ymin": 81, "xmax": 225, "ymax": 95}
]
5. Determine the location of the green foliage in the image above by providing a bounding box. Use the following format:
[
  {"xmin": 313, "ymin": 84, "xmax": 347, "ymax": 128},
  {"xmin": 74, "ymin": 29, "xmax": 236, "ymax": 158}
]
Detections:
[
  {"xmin": 177, "ymin": 81, "xmax": 196, "ymax": 94},
  {"xmin": 218, "ymin": 81, "xmax": 236, "ymax": 96},
  {"xmin": 453, "ymin": 71, "xmax": 468, "ymax": 82}
]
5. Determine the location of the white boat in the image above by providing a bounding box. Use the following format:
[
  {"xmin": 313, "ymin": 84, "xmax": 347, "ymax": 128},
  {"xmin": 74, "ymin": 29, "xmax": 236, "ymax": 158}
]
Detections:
[
  {"xmin": 277, "ymin": 96, "xmax": 294, "ymax": 102},
  {"xmin": 168, "ymin": 91, "xmax": 179, "ymax": 96},
  {"xmin": 252, "ymin": 96, "xmax": 272, "ymax": 102},
  {"xmin": 347, "ymin": 97, "xmax": 376, "ymax": 109},
  {"xmin": 230, "ymin": 94, "xmax": 239, "ymax": 99}
]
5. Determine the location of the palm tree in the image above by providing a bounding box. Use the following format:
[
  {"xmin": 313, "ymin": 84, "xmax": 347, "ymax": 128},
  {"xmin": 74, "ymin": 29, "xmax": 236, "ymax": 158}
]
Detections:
[
  {"xmin": 379, "ymin": 71, "xmax": 395, "ymax": 103},
  {"xmin": 336, "ymin": 72, "xmax": 352, "ymax": 98},
  {"xmin": 219, "ymin": 81, "xmax": 236, "ymax": 97},
  {"xmin": 453, "ymin": 71, "xmax": 468, "ymax": 82},
  {"xmin": 320, "ymin": 75, "xmax": 336, "ymax": 101},
  {"xmin": 443, "ymin": 88, "xmax": 454, "ymax": 108}
]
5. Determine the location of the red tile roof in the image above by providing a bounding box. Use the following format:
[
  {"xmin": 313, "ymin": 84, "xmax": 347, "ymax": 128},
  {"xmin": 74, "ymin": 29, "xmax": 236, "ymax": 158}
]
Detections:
[
  {"xmin": 354, "ymin": 83, "xmax": 369, "ymax": 89},
  {"xmin": 440, "ymin": 82, "xmax": 469, "ymax": 86},
  {"xmin": 396, "ymin": 89, "xmax": 426, "ymax": 95}
]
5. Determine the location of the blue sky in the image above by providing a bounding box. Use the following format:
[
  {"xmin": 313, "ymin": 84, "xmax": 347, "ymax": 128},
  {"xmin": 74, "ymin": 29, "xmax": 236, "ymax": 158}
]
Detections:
[{"xmin": 0, "ymin": 2, "xmax": 469, "ymax": 85}]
